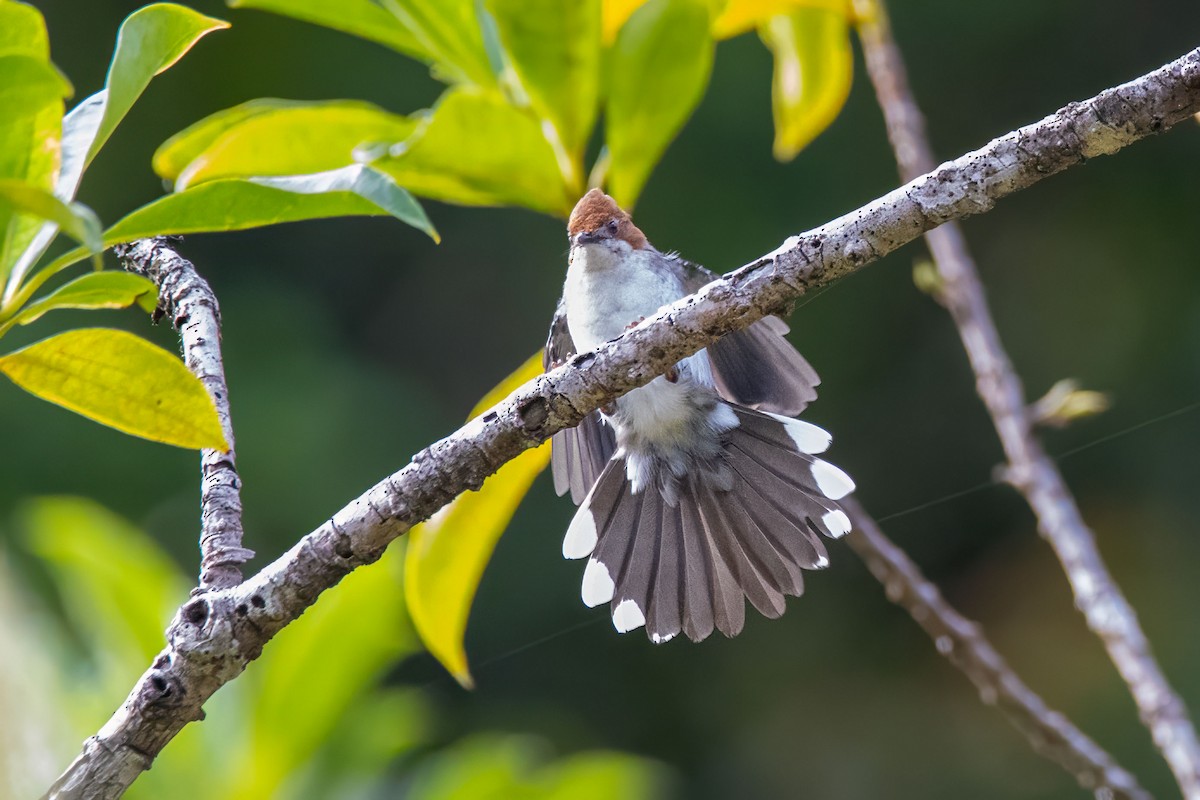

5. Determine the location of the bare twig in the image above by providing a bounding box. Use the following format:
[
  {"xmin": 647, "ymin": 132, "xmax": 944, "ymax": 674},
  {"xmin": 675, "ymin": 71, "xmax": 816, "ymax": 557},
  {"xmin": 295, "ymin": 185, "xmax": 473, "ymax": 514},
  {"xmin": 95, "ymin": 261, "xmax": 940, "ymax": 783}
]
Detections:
[
  {"xmin": 45, "ymin": 47, "xmax": 1200, "ymax": 799},
  {"xmin": 114, "ymin": 238, "xmax": 253, "ymax": 590},
  {"xmin": 843, "ymin": 499, "xmax": 1149, "ymax": 799},
  {"xmin": 854, "ymin": 2, "xmax": 1200, "ymax": 795}
]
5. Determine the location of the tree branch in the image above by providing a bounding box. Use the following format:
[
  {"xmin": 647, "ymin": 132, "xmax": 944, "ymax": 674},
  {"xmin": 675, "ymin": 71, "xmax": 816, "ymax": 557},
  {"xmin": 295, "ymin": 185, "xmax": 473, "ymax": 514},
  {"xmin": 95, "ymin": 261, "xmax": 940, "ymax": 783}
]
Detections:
[
  {"xmin": 855, "ymin": 3, "xmax": 1200, "ymax": 795},
  {"xmin": 843, "ymin": 499, "xmax": 1149, "ymax": 799},
  {"xmin": 45, "ymin": 46, "xmax": 1200, "ymax": 799},
  {"xmin": 113, "ymin": 238, "xmax": 253, "ymax": 590}
]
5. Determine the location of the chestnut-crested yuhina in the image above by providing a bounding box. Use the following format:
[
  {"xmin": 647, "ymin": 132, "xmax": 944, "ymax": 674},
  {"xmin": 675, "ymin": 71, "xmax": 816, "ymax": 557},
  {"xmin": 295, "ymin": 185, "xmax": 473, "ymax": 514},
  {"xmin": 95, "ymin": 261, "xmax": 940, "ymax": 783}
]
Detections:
[{"xmin": 545, "ymin": 189, "xmax": 855, "ymax": 643}]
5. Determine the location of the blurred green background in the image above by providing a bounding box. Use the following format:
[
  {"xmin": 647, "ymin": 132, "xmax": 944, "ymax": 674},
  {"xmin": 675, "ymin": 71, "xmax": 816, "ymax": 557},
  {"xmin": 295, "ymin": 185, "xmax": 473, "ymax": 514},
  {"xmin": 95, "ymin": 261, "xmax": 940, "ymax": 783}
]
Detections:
[{"xmin": 5, "ymin": 1, "xmax": 1200, "ymax": 797}]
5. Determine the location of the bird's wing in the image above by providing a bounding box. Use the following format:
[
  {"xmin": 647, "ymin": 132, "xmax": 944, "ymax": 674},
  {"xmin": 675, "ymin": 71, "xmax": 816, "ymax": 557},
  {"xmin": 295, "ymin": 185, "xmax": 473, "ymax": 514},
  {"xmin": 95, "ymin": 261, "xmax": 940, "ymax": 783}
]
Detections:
[
  {"xmin": 545, "ymin": 299, "xmax": 618, "ymax": 504},
  {"xmin": 673, "ymin": 255, "xmax": 821, "ymax": 416},
  {"xmin": 543, "ymin": 299, "xmax": 575, "ymax": 370}
]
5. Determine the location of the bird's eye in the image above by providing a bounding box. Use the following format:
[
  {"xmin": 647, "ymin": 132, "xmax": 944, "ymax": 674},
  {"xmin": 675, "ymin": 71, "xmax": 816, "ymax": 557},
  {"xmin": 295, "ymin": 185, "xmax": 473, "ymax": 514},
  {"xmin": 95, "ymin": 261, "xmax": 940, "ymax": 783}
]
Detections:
[{"xmin": 606, "ymin": 218, "xmax": 619, "ymax": 232}]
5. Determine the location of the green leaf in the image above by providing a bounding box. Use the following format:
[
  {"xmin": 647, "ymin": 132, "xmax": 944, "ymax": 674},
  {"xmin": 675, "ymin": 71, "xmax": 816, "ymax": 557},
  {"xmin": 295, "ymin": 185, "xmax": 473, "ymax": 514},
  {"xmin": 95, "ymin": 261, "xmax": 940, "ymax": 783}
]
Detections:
[
  {"xmin": 380, "ymin": 0, "xmax": 496, "ymax": 86},
  {"xmin": 228, "ymin": 0, "xmax": 430, "ymax": 61},
  {"xmin": 0, "ymin": 328, "xmax": 227, "ymax": 450},
  {"xmin": 601, "ymin": 0, "xmax": 648, "ymax": 44},
  {"xmin": 759, "ymin": 5, "xmax": 852, "ymax": 161},
  {"xmin": 605, "ymin": 0, "xmax": 713, "ymax": 209},
  {"xmin": 372, "ymin": 86, "xmax": 573, "ymax": 216},
  {"xmin": 251, "ymin": 166, "xmax": 438, "ymax": 238},
  {"xmin": 0, "ymin": 179, "xmax": 102, "ymax": 255},
  {"xmin": 86, "ymin": 4, "xmax": 228, "ymax": 168},
  {"xmin": 0, "ymin": 54, "xmax": 71, "ymax": 285},
  {"xmin": 541, "ymin": 752, "xmax": 666, "ymax": 800},
  {"xmin": 4, "ymin": 4, "xmax": 226, "ymax": 301},
  {"xmin": 104, "ymin": 165, "xmax": 438, "ymax": 244},
  {"xmin": 711, "ymin": 0, "xmax": 845, "ymax": 39},
  {"xmin": 154, "ymin": 100, "xmax": 416, "ymax": 188},
  {"xmin": 0, "ymin": 55, "xmax": 68, "ymax": 122},
  {"xmin": 0, "ymin": 54, "xmax": 70, "ymax": 194},
  {"xmin": 406, "ymin": 737, "xmax": 542, "ymax": 799},
  {"xmin": 0, "ymin": 5, "xmax": 70, "ymax": 189},
  {"xmin": 12, "ymin": 272, "xmax": 156, "ymax": 326},
  {"xmin": 405, "ymin": 352, "xmax": 551, "ymax": 687},
  {"xmin": 307, "ymin": 688, "xmax": 429, "ymax": 787},
  {"xmin": 0, "ymin": 0, "xmax": 50, "ymax": 58},
  {"xmin": 486, "ymin": 0, "xmax": 600, "ymax": 176},
  {"xmin": 153, "ymin": 99, "xmax": 302, "ymax": 182},
  {"xmin": 6, "ymin": 94, "xmax": 99, "ymax": 295},
  {"xmin": 235, "ymin": 545, "xmax": 417, "ymax": 795},
  {"xmin": 407, "ymin": 736, "xmax": 666, "ymax": 800},
  {"xmin": 21, "ymin": 497, "xmax": 189, "ymax": 678}
]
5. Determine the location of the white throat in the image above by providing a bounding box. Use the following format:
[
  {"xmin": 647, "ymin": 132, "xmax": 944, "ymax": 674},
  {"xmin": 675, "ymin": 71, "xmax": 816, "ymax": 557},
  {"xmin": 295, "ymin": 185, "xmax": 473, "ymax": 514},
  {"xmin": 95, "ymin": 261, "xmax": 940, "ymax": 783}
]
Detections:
[{"xmin": 562, "ymin": 241, "xmax": 682, "ymax": 353}]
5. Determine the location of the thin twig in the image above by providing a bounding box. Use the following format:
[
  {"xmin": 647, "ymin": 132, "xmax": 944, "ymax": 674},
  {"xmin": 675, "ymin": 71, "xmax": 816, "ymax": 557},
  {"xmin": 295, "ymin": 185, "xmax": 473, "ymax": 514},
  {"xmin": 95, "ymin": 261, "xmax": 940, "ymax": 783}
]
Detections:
[
  {"xmin": 854, "ymin": 2, "xmax": 1200, "ymax": 796},
  {"xmin": 45, "ymin": 47, "xmax": 1200, "ymax": 799},
  {"xmin": 843, "ymin": 498, "xmax": 1149, "ymax": 799},
  {"xmin": 114, "ymin": 238, "xmax": 253, "ymax": 590}
]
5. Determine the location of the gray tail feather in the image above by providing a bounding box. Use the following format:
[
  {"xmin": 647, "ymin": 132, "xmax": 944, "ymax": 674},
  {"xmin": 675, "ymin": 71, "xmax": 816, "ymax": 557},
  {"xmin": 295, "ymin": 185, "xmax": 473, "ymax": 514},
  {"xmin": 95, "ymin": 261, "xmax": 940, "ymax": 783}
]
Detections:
[
  {"xmin": 563, "ymin": 404, "xmax": 854, "ymax": 643},
  {"xmin": 551, "ymin": 412, "xmax": 617, "ymax": 505}
]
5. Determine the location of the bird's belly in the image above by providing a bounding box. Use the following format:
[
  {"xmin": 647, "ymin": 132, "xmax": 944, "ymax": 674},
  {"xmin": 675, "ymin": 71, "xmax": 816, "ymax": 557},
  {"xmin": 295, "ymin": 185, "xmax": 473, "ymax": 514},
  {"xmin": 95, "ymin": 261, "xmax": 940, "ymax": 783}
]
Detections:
[
  {"xmin": 610, "ymin": 350, "xmax": 726, "ymax": 449},
  {"xmin": 619, "ymin": 377, "xmax": 699, "ymax": 446},
  {"xmin": 611, "ymin": 363, "xmax": 738, "ymax": 496}
]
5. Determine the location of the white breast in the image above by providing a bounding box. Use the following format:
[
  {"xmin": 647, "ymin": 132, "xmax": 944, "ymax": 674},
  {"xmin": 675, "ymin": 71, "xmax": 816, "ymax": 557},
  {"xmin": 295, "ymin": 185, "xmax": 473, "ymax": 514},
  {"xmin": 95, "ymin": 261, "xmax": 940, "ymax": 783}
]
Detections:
[
  {"xmin": 563, "ymin": 242, "xmax": 683, "ymax": 352},
  {"xmin": 562, "ymin": 241, "xmax": 724, "ymax": 462}
]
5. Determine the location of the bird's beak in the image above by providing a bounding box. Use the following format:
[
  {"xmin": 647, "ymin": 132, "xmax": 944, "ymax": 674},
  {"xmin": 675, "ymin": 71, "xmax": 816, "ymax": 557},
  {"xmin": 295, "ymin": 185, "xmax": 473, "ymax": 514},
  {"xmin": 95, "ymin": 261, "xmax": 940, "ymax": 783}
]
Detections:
[{"xmin": 572, "ymin": 230, "xmax": 606, "ymax": 247}]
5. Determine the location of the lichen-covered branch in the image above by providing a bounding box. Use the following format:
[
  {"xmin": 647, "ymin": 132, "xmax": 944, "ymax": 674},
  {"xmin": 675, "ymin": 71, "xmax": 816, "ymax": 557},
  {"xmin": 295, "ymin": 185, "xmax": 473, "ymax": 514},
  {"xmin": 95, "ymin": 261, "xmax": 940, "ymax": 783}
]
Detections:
[
  {"xmin": 45, "ymin": 46, "xmax": 1200, "ymax": 799},
  {"xmin": 855, "ymin": 3, "xmax": 1200, "ymax": 795},
  {"xmin": 114, "ymin": 238, "xmax": 253, "ymax": 591},
  {"xmin": 843, "ymin": 499, "xmax": 1149, "ymax": 799}
]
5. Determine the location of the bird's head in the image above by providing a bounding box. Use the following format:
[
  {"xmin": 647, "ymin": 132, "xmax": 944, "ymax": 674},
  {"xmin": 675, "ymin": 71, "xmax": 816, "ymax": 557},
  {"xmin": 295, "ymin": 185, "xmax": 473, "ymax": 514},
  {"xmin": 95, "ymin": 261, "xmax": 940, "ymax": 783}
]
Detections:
[{"xmin": 567, "ymin": 189, "xmax": 648, "ymax": 252}]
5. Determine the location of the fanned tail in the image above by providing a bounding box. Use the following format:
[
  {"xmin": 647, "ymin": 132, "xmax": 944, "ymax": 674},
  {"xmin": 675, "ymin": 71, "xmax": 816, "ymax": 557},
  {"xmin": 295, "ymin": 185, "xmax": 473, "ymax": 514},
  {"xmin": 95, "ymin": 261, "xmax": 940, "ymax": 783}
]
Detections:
[{"xmin": 562, "ymin": 404, "xmax": 854, "ymax": 643}]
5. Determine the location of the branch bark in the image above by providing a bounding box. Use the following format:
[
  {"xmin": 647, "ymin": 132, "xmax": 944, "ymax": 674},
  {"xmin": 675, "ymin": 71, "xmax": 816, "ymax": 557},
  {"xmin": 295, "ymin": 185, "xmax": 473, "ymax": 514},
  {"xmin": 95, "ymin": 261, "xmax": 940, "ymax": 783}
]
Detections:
[
  {"xmin": 45, "ymin": 46, "xmax": 1200, "ymax": 799},
  {"xmin": 843, "ymin": 499, "xmax": 1149, "ymax": 800},
  {"xmin": 113, "ymin": 238, "xmax": 253, "ymax": 591},
  {"xmin": 854, "ymin": 3, "xmax": 1200, "ymax": 796}
]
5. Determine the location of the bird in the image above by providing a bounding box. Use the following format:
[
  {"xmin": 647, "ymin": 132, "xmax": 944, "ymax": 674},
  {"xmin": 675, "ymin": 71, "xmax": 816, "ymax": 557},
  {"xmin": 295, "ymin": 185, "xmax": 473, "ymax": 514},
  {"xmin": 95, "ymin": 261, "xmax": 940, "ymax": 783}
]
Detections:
[{"xmin": 544, "ymin": 188, "xmax": 855, "ymax": 644}]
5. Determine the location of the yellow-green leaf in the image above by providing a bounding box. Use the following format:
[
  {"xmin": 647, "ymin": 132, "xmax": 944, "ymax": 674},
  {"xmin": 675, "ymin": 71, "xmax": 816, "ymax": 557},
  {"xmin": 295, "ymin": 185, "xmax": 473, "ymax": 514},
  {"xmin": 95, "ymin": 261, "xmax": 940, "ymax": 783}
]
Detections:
[
  {"xmin": 405, "ymin": 736, "xmax": 666, "ymax": 800},
  {"xmin": 711, "ymin": 0, "xmax": 845, "ymax": 38},
  {"xmin": 5, "ymin": 4, "xmax": 226, "ymax": 297},
  {"xmin": 105, "ymin": 165, "xmax": 438, "ymax": 244},
  {"xmin": 87, "ymin": 4, "xmax": 229, "ymax": 167},
  {"xmin": 13, "ymin": 271, "xmax": 156, "ymax": 327},
  {"xmin": 0, "ymin": 179, "xmax": 102, "ymax": 255},
  {"xmin": 153, "ymin": 99, "xmax": 319, "ymax": 182},
  {"xmin": 605, "ymin": 0, "xmax": 713, "ymax": 209},
  {"xmin": 0, "ymin": 55, "xmax": 69, "ymax": 182},
  {"xmin": 372, "ymin": 86, "xmax": 574, "ymax": 216},
  {"xmin": 486, "ymin": 0, "xmax": 600, "ymax": 179},
  {"xmin": 381, "ymin": 0, "xmax": 496, "ymax": 86},
  {"xmin": 22, "ymin": 496, "xmax": 190, "ymax": 677},
  {"xmin": 0, "ymin": 328, "xmax": 227, "ymax": 449},
  {"xmin": 0, "ymin": 53, "xmax": 71, "ymax": 284},
  {"xmin": 601, "ymin": 0, "xmax": 648, "ymax": 44},
  {"xmin": 759, "ymin": 5, "xmax": 852, "ymax": 161},
  {"xmin": 228, "ymin": 0, "xmax": 430, "ymax": 61},
  {"xmin": 0, "ymin": 0, "xmax": 50, "ymax": 58},
  {"xmin": 241, "ymin": 544, "xmax": 416, "ymax": 794},
  {"xmin": 405, "ymin": 352, "xmax": 551, "ymax": 687},
  {"xmin": 0, "ymin": 179, "xmax": 103, "ymax": 308},
  {"xmin": 155, "ymin": 100, "xmax": 416, "ymax": 189}
]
